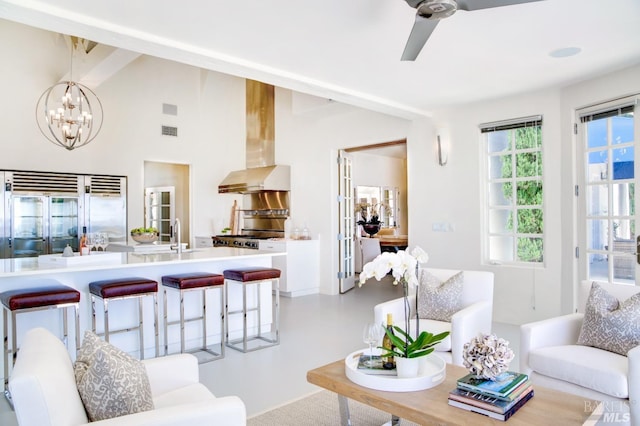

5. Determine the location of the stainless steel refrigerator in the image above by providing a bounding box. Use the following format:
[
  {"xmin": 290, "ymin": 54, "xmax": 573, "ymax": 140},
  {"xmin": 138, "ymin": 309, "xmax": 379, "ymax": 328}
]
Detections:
[{"xmin": 0, "ymin": 171, "xmax": 127, "ymax": 259}]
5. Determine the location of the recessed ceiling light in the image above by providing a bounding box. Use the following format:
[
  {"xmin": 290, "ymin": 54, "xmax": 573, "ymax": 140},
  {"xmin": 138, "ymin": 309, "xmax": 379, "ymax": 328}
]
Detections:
[{"xmin": 549, "ymin": 47, "xmax": 582, "ymax": 58}]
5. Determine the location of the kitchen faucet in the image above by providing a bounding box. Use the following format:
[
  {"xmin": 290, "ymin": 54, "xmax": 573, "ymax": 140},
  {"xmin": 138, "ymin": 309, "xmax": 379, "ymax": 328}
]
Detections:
[{"xmin": 171, "ymin": 218, "xmax": 182, "ymax": 254}]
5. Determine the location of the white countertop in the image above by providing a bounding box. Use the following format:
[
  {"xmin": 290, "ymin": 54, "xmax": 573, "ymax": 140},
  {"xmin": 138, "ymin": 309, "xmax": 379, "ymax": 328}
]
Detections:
[{"xmin": 0, "ymin": 247, "xmax": 285, "ymax": 277}]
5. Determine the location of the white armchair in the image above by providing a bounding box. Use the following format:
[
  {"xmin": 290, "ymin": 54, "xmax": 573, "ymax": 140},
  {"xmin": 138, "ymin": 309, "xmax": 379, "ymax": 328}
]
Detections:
[
  {"xmin": 373, "ymin": 268, "xmax": 494, "ymax": 366},
  {"xmin": 520, "ymin": 280, "xmax": 640, "ymax": 425},
  {"xmin": 9, "ymin": 327, "xmax": 247, "ymax": 426}
]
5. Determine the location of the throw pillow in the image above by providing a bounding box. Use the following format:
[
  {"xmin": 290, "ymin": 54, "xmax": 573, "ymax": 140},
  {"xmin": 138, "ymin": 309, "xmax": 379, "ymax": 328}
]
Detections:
[
  {"xmin": 577, "ymin": 282, "xmax": 640, "ymax": 356},
  {"xmin": 417, "ymin": 270, "xmax": 464, "ymax": 321},
  {"xmin": 74, "ymin": 331, "xmax": 154, "ymax": 421}
]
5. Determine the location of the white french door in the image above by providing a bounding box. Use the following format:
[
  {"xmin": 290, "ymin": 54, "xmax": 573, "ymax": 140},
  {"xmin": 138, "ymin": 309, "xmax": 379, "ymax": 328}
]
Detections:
[
  {"xmin": 577, "ymin": 96, "xmax": 639, "ymax": 285},
  {"xmin": 337, "ymin": 150, "xmax": 356, "ymax": 293}
]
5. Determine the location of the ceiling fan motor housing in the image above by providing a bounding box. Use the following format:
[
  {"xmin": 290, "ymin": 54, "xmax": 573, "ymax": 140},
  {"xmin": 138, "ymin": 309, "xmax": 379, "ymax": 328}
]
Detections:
[{"xmin": 417, "ymin": 0, "xmax": 458, "ymax": 19}]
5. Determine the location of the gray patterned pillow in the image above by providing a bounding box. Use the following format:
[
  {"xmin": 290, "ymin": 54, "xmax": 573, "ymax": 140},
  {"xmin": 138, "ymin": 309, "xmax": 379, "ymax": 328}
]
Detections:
[
  {"xmin": 417, "ymin": 271, "xmax": 464, "ymax": 321},
  {"xmin": 577, "ymin": 282, "xmax": 640, "ymax": 356},
  {"xmin": 74, "ymin": 331, "xmax": 154, "ymax": 421}
]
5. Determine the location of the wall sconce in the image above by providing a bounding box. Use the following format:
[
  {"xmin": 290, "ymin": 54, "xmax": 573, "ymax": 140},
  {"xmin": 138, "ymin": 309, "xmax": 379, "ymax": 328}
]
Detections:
[{"xmin": 437, "ymin": 134, "xmax": 448, "ymax": 166}]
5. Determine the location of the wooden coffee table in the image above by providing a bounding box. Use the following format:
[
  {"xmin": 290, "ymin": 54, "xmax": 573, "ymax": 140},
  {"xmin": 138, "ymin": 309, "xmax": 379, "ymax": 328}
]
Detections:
[{"xmin": 307, "ymin": 359, "xmax": 597, "ymax": 425}]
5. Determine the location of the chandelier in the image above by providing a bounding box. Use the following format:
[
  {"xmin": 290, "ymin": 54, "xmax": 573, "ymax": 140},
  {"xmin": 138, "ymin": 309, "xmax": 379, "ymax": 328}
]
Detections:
[{"xmin": 36, "ymin": 39, "xmax": 103, "ymax": 151}]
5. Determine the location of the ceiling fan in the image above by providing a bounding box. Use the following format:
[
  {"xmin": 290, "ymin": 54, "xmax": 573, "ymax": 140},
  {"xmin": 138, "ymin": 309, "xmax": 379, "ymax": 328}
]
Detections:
[{"xmin": 401, "ymin": 0, "xmax": 544, "ymax": 61}]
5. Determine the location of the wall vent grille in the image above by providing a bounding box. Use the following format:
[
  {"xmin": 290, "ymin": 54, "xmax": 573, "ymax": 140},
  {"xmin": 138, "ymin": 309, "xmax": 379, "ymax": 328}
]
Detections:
[
  {"xmin": 89, "ymin": 176, "xmax": 122, "ymax": 195},
  {"xmin": 10, "ymin": 171, "xmax": 79, "ymax": 194},
  {"xmin": 162, "ymin": 126, "xmax": 178, "ymax": 137}
]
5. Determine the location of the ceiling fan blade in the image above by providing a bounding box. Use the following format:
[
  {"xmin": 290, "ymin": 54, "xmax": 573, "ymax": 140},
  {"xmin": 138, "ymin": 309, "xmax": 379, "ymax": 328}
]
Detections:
[
  {"xmin": 456, "ymin": 0, "xmax": 544, "ymax": 12},
  {"xmin": 401, "ymin": 15, "xmax": 439, "ymax": 61}
]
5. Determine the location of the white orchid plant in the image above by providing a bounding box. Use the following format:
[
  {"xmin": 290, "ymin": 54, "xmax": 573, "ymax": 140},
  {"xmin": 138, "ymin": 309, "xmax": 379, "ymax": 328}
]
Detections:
[
  {"xmin": 359, "ymin": 247, "xmax": 449, "ymax": 359},
  {"xmin": 359, "ymin": 247, "xmax": 428, "ymax": 288}
]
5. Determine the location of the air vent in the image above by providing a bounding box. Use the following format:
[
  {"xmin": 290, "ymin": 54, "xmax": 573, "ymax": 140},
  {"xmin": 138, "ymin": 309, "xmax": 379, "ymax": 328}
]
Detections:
[
  {"xmin": 162, "ymin": 103, "xmax": 178, "ymax": 116},
  {"xmin": 162, "ymin": 126, "xmax": 178, "ymax": 137},
  {"xmin": 89, "ymin": 176, "xmax": 123, "ymax": 196},
  {"xmin": 10, "ymin": 171, "xmax": 79, "ymax": 194}
]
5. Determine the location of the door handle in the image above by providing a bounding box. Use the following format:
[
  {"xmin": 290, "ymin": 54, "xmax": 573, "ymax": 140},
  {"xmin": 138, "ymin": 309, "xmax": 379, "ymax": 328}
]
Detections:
[{"xmin": 637, "ymin": 235, "xmax": 640, "ymax": 265}]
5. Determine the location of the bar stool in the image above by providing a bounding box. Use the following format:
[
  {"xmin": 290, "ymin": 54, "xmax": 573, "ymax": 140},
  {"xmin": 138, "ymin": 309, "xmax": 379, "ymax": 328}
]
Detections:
[
  {"xmin": 161, "ymin": 273, "xmax": 225, "ymax": 362},
  {"xmin": 223, "ymin": 267, "xmax": 280, "ymax": 353},
  {"xmin": 1, "ymin": 284, "xmax": 80, "ymax": 399},
  {"xmin": 89, "ymin": 277, "xmax": 159, "ymax": 359}
]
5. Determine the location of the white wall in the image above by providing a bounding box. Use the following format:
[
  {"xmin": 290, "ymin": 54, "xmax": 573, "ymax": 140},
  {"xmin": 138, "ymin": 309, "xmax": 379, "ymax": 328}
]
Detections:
[
  {"xmin": 422, "ymin": 91, "xmax": 563, "ymax": 324},
  {"xmin": 423, "ymin": 64, "xmax": 640, "ymax": 324}
]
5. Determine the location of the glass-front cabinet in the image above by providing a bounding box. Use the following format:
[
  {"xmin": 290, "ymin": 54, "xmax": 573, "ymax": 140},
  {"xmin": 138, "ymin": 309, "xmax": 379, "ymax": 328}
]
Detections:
[
  {"xmin": 49, "ymin": 197, "xmax": 79, "ymax": 254},
  {"xmin": 11, "ymin": 196, "xmax": 46, "ymax": 257},
  {"xmin": 10, "ymin": 196, "xmax": 79, "ymax": 257}
]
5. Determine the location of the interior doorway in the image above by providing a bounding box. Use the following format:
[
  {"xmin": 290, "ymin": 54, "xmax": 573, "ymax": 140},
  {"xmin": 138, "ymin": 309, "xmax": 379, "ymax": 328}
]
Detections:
[
  {"xmin": 143, "ymin": 161, "xmax": 190, "ymax": 247},
  {"xmin": 337, "ymin": 139, "xmax": 408, "ymax": 292}
]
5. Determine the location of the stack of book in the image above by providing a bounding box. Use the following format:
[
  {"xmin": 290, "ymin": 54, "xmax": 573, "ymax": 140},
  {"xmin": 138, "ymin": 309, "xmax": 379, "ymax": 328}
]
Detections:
[
  {"xmin": 356, "ymin": 354, "xmax": 396, "ymax": 376},
  {"xmin": 448, "ymin": 371, "xmax": 534, "ymax": 421}
]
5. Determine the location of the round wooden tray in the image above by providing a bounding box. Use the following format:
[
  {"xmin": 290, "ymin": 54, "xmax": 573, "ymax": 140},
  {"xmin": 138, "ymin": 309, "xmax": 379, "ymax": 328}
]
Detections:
[{"xmin": 345, "ymin": 349, "xmax": 446, "ymax": 392}]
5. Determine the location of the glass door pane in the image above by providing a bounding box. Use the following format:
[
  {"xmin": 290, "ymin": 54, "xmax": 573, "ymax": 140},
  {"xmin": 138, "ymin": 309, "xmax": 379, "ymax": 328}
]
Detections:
[
  {"xmin": 49, "ymin": 197, "xmax": 79, "ymax": 254},
  {"xmin": 145, "ymin": 186, "xmax": 175, "ymax": 243},
  {"xmin": 338, "ymin": 150, "xmax": 355, "ymax": 293},
  {"xmin": 11, "ymin": 196, "xmax": 45, "ymax": 257}
]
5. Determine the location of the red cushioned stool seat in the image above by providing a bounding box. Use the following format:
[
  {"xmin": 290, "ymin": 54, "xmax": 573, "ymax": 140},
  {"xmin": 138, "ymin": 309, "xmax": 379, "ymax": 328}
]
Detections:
[
  {"xmin": 223, "ymin": 267, "xmax": 281, "ymax": 282},
  {"xmin": 1, "ymin": 284, "xmax": 80, "ymax": 400},
  {"xmin": 89, "ymin": 277, "xmax": 157, "ymax": 298},
  {"xmin": 161, "ymin": 273, "xmax": 225, "ymax": 362},
  {"xmin": 223, "ymin": 267, "xmax": 280, "ymax": 353},
  {"xmin": 1, "ymin": 286, "xmax": 80, "ymax": 310},
  {"xmin": 162, "ymin": 273, "xmax": 224, "ymax": 290},
  {"xmin": 89, "ymin": 277, "xmax": 159, "ymax": 359}
]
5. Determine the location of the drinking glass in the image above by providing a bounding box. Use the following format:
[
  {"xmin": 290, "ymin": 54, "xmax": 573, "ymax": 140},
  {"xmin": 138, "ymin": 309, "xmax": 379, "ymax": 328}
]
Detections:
[
  {"xmin": 100, "ymin": 232, "xmax": 109, "ymax": 250},
  {"xmin": 85, "ymin": 233, "xmax": 95, "ymax": 253},
  {"xmin": 362, "ymin": 323, "xmax": 382, "ymax": 367}
]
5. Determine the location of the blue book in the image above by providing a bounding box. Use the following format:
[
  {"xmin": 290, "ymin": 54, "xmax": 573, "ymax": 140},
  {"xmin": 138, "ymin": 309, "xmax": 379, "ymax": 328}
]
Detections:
[{"xmin": 456, "ymin": 371, "xmax": 528, "ymax": 398}]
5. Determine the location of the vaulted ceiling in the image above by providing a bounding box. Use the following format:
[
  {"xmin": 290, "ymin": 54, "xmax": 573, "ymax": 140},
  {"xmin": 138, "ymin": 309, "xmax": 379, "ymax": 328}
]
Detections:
[{"xmin": 1, "ymin": 0, "xmax": 639, "ymax": 119}]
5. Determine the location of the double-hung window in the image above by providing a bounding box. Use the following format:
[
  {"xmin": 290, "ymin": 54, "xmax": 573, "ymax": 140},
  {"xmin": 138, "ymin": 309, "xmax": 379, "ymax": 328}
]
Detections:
[{"xmin": 482, "ymin": 116, "xmax": 544, "ymax": 264}]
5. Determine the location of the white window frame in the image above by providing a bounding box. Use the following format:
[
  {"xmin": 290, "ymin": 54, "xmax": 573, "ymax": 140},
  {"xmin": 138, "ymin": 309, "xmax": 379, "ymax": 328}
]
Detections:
[
  {"xmin": 576, "ymin": 95, "xmax": 638, "ymax": 284},
  {"xmin": 481, "ymin": 116, "xmax": 545, "ymax": 265}
]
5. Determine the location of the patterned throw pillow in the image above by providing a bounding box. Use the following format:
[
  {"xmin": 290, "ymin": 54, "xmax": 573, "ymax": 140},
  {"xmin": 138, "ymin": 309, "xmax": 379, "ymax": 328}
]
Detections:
[
  {"xmin": 417, "ymin": 270, "xmax": 464, "ymax": 321},
  {"xmin": 74, "ymin": 331, "xmax": 154, "ymax": 421},
  {"xmin": 577, "ymin": 282, "xmax": 640, "ymax": 356}
]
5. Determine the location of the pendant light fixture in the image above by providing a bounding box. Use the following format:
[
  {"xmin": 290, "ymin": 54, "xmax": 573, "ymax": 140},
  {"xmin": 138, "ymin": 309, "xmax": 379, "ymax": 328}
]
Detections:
[{"xmin": 36, "ymin": 37, "xmax": 103, "ymax": 151}]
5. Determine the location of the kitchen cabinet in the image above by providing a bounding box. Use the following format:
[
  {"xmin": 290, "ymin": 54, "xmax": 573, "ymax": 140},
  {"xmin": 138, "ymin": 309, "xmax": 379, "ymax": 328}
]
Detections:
[{"xmin": 259, "ymin": 239, "xmax": 320, "ymax": 297}]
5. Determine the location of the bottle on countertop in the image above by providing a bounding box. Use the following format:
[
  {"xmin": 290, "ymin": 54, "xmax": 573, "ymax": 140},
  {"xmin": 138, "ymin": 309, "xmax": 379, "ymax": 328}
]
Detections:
[
  {"xmin": 79, "ymin": 226, "xmax": 89, "ymax": 256},
  {"xmin": 382, "ymin": 313, "xmax": 396, "ymax": 370}
]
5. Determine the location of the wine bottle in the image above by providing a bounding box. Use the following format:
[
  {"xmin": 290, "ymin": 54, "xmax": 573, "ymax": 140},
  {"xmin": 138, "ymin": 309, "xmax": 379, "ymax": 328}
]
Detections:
[
  {"xmin": 79, "ymin": 226, "xmax": 88, "ymax": 256},
  {"xmin": 382, "ymin": 313, "xmax": 396, "ymax": 369}
]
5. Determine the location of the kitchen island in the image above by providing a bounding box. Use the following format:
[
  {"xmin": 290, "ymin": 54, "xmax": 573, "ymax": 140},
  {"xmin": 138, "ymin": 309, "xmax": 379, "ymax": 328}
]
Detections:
[{"xmin": 0, "ymin": 247, "xmax": 285, "ymax": 379}]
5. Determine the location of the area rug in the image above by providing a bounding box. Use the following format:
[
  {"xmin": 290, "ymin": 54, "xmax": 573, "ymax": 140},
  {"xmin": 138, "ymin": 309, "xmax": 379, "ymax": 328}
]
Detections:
[{"xmin": 247, "ymin": 390, "xmax": 420, "ymax": 426}]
